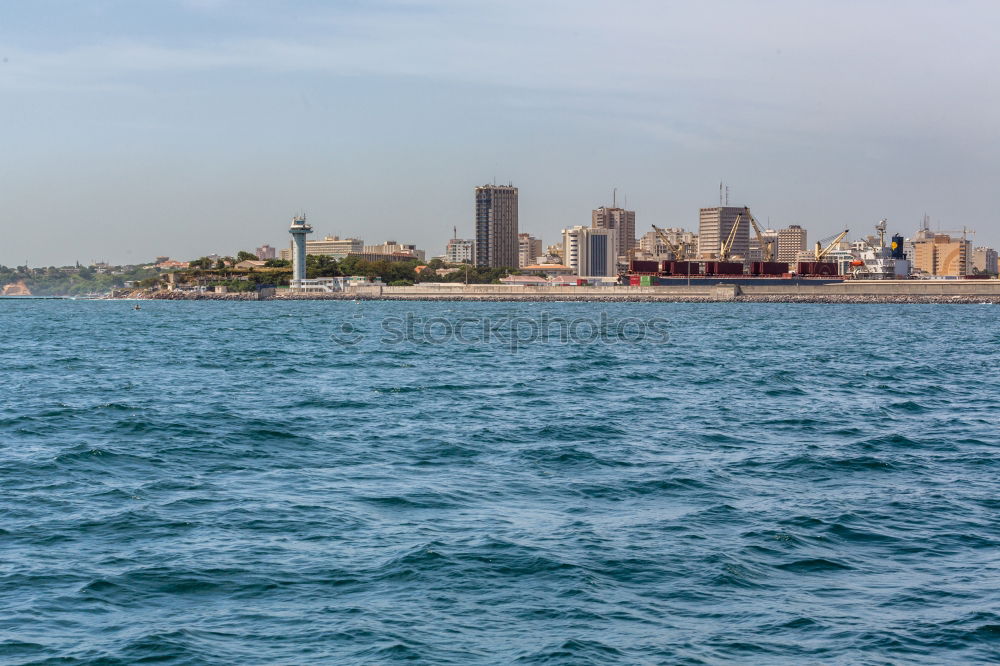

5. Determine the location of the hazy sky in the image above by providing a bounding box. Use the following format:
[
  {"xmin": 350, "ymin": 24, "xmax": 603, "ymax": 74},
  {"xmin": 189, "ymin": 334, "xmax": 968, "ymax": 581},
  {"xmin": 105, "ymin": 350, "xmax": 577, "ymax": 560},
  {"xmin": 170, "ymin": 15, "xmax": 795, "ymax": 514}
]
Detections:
[{"xmin": 1, "ymin": 0, "xmax": 998, "ymax": 266}]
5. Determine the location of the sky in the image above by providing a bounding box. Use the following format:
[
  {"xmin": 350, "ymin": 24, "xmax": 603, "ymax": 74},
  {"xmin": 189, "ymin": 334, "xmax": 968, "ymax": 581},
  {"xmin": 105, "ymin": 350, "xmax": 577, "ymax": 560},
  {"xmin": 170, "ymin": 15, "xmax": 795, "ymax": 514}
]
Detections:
[{"xmin": 1, "ymin": 0, "xmax": 998, "ymax": 266}]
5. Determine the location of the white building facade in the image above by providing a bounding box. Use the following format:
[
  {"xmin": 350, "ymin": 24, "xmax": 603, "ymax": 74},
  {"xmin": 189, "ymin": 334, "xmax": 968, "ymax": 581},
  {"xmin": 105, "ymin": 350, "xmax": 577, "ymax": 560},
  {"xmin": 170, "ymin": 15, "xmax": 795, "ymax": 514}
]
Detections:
[
  {"xmin": 562, "ymin": 226, "xmax": 618, "ymax": 277},
  {"xmin": 445, "ymin": 238, "xmax": 475, "ymax": 264}
]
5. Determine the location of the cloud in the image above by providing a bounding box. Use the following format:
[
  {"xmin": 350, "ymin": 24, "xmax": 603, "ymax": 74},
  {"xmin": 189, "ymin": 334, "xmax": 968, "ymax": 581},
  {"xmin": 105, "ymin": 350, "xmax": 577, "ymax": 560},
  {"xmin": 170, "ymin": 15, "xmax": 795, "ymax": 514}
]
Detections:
[
  {"xmin": 2, "ymin": 0, "xmax": 1000, "ymax": 266},
  {"xmin": 2, "ymin": 0, "xmax": 996, "ymax": 147}
]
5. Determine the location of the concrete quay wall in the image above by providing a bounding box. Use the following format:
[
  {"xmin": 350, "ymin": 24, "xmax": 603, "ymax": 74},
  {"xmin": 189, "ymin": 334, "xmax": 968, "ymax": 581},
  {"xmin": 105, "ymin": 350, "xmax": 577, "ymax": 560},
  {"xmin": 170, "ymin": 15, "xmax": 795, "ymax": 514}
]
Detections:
[
  {"xmin": 738, "ymin": 280, "xmax": 1000, "ymax": 297},
  {"xmin": 365, "ymin": 281, "xmax": 1000, "ymax": 301},
  {"xmin": 377, "ymin": 285, "xmax": 712, "ymax": 298},
  {"xmin": 123, "ymin": 279, "xmax": 1000, "ymax": 302}
]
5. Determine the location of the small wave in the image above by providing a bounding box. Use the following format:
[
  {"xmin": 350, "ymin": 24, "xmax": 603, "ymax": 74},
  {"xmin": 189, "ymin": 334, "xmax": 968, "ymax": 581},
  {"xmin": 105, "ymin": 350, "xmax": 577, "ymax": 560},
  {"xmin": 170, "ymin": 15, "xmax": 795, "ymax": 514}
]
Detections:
[
  {"xmin": 0, "ymin": 640, "xmax": 47, "ymax": 660},
  {"xmin": 775, "ymin": 454, "xmax": 898, "ymax": 473},
  {"xmin": 519, "ymin": 445, "xmax": 631, "ymax": 468},
  {"xmin": 514, "ymin": 638, "xmax": 625, "ymax": 664},
  {"xmin": 293, "ymin": 398, "xmax": 375, "ymax": 410},
  {"xmin": 884, "ymin": 399, "xmax": 931, "ymax": 413},
  {"xmin": 827, "ymin": 523, "xmax": 900, "ymax": 544},
  {"xmin": 53, "ymin": 446, "xmax": 160, "ymax": 468},
  {"xmin": 775, "ymin": 616, "xmax": 824, "ymax": 630},
  {"xmin": 763, "ymin": 386, "xmax": 808, "ymax": 397},
  {"xmin": 775, "ymin": 558, "xmax": 853, "ymax": 573},
  {"xmin": 358, "ymin": 492, "xmax": 465, "ymax": 510},
  {"xmin": 569, "ymin": 476, "xmax": 711, "ymax": 501}
]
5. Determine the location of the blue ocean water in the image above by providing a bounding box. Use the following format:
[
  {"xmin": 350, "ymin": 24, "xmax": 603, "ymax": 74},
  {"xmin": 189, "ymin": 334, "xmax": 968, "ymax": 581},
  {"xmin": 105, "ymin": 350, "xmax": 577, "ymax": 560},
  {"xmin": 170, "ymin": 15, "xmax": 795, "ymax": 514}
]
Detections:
[{"xmin": 1, "ymin": 300, "xmax": 998, "ymax": 664}]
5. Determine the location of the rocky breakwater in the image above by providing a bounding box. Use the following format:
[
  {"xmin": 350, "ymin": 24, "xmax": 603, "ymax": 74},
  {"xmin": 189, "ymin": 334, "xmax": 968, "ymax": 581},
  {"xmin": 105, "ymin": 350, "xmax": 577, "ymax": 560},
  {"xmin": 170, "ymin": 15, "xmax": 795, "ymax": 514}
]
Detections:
[
  {"xmin": 153, "ymin": 291, "xmax": 260, "ymax": 301},
  {"xmin": 365, "ymin": 294, "xmax": 1000, "ymax": 303},
  {"xmin": 115, "ymin": 289, "xmax": 260, "ymax": 301},
  {"xmin": 736, "ymin": 294, "xmax": 1000, "ymax": 304},
  {"xmin": 274, "ymin": 292, "xmax": 358, "ymax": 300}
]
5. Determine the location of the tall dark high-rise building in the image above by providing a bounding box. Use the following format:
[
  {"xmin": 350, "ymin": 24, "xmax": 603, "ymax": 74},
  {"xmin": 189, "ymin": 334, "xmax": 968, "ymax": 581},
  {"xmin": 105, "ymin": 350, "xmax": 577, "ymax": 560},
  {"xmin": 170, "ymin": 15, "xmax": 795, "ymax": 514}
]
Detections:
[{"xmin": 475, "ymin": 184, "xmax": 519, "ymax": 268}]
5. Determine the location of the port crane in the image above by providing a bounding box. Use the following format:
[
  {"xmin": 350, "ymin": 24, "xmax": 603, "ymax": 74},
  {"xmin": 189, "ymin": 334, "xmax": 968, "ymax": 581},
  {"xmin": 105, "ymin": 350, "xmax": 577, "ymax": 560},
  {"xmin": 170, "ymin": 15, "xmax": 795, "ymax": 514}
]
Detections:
[
  {"xmin": 719, "ymin": 208, "xmax": 776, "ymax": 262},
  {"xmin": 719, "ymin": 212, "xmax": 745, "ymax": 261},
  {"xmin": 814, "ymin": 229, "xmax": 850, "ymax": 261},
  {"xmin": 651, "ymin": 225, "xmax": 689, "ymax": 260},
  {"xmin": 744, "ymin": 210, "xmax": 776, "ymax": 262}
]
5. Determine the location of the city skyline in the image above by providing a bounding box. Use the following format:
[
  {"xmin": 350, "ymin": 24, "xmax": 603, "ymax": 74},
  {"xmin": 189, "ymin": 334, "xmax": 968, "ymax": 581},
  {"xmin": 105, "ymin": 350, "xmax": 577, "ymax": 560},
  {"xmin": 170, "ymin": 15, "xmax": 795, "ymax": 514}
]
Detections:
[
  {"xmin": 0, "ymin": 190, "xmax": 987, "ymax": 270},
  {"xmin": 2, "ymin": 1, "xmax": 999, "ymax": 266}
]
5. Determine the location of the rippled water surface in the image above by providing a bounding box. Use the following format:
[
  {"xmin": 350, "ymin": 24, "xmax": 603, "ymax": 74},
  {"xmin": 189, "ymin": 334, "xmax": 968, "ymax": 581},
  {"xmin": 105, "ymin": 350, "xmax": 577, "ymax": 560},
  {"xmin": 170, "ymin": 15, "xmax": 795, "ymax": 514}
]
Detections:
[{"xmin": 1, "ymin": 300, "xmax": 999, "ymax": 664}]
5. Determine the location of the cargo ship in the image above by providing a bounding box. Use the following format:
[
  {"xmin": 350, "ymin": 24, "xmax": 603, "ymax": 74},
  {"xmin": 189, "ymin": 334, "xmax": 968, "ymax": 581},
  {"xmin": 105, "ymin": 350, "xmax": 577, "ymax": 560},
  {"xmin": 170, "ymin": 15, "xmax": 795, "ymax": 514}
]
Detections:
[
  {"xmin": 623, "ymin": 259, "xmax": 845, "ymax": 286},
  {"xmin": 632, "ymin": 217, "xmax": 848, "ymax": 285},
  {"xmin": 848, "ymin": 220, "xmax": 911, "ymax": 279}
]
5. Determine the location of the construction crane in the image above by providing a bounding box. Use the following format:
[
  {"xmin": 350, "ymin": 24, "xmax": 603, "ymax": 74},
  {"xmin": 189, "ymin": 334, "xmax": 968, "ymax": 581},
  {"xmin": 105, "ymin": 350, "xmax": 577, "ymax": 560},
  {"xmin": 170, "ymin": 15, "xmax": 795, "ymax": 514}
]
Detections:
[
  {"xmin": 743, "ymin": 208, "xmax": 775, "ymax": 262},
  {"xmin": 719, "ymin": 212, "xmax": 744, "ymax": 261},
  {"xmin": 814, "ymin": 229, "xmax": 850, "ymax": 261},
  {"xmin": 935, "ymin": 226, "xmax": 977, "ymax": 240},
  {"xmin": 651, "ymin": 225, "xmax": 688, "ymax": 260}
]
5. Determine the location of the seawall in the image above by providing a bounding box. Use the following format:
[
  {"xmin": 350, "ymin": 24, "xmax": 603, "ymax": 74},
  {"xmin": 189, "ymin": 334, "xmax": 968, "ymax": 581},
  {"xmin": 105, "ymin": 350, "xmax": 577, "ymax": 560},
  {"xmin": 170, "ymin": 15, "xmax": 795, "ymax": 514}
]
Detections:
[
  {"xmin": 117, "ymin": 280, "xmax": 1000, "ymax": 303},
  {"xmin": 315, "ymin": 281, "xmax": 1000, "ymax": 302}
]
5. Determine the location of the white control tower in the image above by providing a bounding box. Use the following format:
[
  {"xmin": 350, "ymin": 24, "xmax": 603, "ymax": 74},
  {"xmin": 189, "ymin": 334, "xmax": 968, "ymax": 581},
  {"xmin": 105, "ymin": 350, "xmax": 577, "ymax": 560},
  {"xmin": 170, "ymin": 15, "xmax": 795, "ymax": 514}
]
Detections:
[{"xmin": 289, "ymin": 214, "xmax": 313, "ymax": 289}]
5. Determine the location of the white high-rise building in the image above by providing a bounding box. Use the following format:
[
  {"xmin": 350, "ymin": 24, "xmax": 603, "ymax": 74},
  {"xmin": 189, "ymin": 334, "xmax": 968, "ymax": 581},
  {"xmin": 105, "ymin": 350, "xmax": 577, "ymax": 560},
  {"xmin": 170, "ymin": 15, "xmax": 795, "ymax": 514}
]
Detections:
[
  {"xmin": 562, "ymin": 226, "xmax": 617, "ymax": 277},
  {"xmin": 445, "ymin": 238, "xmax": 475, "ymax": 264}
]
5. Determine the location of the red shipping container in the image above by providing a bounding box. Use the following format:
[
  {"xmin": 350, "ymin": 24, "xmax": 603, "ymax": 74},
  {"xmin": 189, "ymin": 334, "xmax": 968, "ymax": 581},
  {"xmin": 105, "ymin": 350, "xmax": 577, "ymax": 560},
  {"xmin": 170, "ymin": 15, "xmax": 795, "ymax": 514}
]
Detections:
[
  {"xmin": 669, "ymin": 261, "xmax": 696, "ymax": 275},
  {"xmin": 629, "ymin": 260, "xmax": 659, "ymax": 273},
  {"xmin": 753, "ymin": 261, "xmax": 788, "ymax": 275},
  {"xmin": 798, "ymin": 262, "xmax": 838, "ymax": 275},
  {"xmin": 813, "ymin": 262, "xmax": 838, "ymax": 276},
  {"xmin": 761, "ymin": 262, "xmax": 788, "ymax": 275},
  {"xmin": 715, "ymin": 262, "xmax": 744, "ymax": 275}
]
